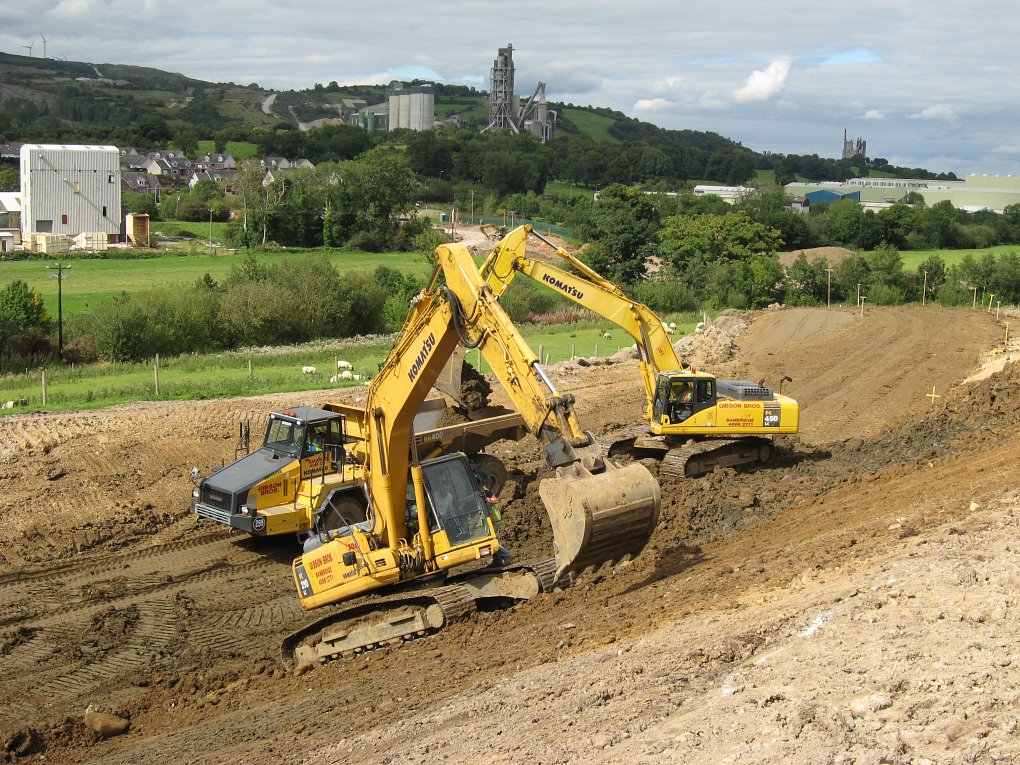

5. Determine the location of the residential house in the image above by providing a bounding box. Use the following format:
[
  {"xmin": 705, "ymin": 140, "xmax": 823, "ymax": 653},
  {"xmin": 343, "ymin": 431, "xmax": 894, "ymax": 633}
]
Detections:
[
  {"xmin": 121, "ymin": 171, "xmax": 161, "ymax": 197},
  {"xmin": 0, "ymin": 191, "xmax": 22, "ymax": 252},
  {"xmin": 194, "ymin": 153, "xmax": 237, "ymax": 171},
  {"xmin": 119, "ymin": 147, "xmax": 147, "ymax": 170},
  {"xmin": 143, "ymin": 151, "xmax": 194, "ymax": 181},
  {"xmin": 0, "ymin": 143, "xmax": 24, "ymax": 160},
  {"xmin": 259, "ymin": 156, "xmax": 291, "ymax": 171},
  {"xmin": 190, "ymin": 168, "xmax": 239, "ymax": 192}
]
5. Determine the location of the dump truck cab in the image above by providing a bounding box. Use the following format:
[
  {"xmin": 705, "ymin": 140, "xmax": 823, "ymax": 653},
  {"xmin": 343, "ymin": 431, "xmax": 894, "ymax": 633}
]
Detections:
[{"xmin": 191, "ymin": 406, "xmax": 357, "ymax": 536}]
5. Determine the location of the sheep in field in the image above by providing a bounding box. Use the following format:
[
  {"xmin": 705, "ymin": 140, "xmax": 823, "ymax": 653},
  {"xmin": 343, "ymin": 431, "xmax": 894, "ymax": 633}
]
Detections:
[{"xmin": 301, "ymin": 366, "xmax": 317, "ymax": 375}]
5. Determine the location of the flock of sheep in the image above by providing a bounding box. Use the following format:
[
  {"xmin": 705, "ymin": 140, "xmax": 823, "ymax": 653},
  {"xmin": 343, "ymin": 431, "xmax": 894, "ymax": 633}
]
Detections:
[
  {"xmin": 600, "ymin": 320, "xmax": 678, "ymax": 342},
  {"xmin": 303, "ymin": 319, "xmax": 694, "ymax": 383},
  {"xmin": 301, "ymin": 359, "xmax": 366, "ymax": 384}
]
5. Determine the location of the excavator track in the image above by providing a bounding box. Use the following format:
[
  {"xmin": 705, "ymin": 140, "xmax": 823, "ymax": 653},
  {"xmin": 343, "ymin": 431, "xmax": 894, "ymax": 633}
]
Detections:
[
  {"xmin": 598, "ymin": 425, "xmax": 774, "ymax": 480},
  {"xmin": 282, "ymin": 558, "xmax": 559, "ymax": 667},
  {"xmin": 659, "ymin": 437, "xmax": 773, "ymax": 480},
  {"xmin": 598, "ymin": 424, "xmax": 662, "ymax": 460}
]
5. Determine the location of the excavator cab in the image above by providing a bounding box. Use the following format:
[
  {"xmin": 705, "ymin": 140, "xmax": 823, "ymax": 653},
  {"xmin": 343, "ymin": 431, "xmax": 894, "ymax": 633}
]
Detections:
[{"xmin": 652, "ymin": 373, "xmax": 716, "ymax": 426}]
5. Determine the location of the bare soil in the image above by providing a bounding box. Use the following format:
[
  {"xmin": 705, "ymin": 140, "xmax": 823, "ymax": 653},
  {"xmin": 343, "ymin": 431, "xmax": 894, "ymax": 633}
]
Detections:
[
  {"xmin": 2, "ymin": 305, "xmax": 1018, "ymax": 765},
  {"xmin": 779, "ymin": 246, "xmax": 858, "ymax": 269}
]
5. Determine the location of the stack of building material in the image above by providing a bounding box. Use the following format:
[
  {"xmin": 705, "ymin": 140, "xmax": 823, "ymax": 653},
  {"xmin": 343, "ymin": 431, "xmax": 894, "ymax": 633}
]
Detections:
[{"xmin": 73, "ymin": 231, "xmax": 109, "ymax": 251}]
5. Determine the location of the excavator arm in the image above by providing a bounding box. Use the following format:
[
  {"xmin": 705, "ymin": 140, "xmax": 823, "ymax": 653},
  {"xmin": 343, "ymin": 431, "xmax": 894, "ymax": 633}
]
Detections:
[{"xmin": 481, "ymin": 225, "xmax": 685, "ymax": 420}]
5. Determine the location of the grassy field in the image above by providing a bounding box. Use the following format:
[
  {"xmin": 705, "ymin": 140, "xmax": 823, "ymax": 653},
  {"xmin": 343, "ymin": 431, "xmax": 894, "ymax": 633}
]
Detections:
[
  {"xmin": 545, "ymin": 180, "xmax": 596, "ymax": 201},
  {"xmin": 194, "ymin": 140, "xmax": 260, "ymax": 160},
  {"xmin": 559, "ymin": 108, "xmax": 617, "ymax": 141},
  {"xmin": 898, "ymin": 245, "xmax": 1019, "ymax": 271},
  {"xmin": 0, "ymin": 250, "xmax": 432, "ymax": 317},
  {"xmin": 0, "ymin": 316, "xmax": 698, "ymax": 413}
]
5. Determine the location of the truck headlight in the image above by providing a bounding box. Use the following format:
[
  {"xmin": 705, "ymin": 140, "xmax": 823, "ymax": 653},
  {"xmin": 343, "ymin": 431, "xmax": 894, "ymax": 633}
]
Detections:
[{"xmin": 192, "ymin": 488, "xmax": 200, "ymax": 500}]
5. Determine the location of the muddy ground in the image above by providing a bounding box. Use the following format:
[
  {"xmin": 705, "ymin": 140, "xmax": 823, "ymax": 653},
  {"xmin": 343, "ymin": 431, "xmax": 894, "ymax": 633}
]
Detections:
[{"xmin": 1, "ymin": 305, "xmax": 1018, "ymax": 765}]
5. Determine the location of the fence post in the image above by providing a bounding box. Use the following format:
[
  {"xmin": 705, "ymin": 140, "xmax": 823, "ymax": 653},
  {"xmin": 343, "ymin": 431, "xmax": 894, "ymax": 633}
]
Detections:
[
  {"xmin": 41, "ymin": 369, "xmax": 46, "ymax": 406},
  {"xmin": 154, "ymin": 354, "xmax": 160, "ymax": 396},
  {"xmin": 248, "ymin": 358, "xmax": 253, "ymax": 380}
]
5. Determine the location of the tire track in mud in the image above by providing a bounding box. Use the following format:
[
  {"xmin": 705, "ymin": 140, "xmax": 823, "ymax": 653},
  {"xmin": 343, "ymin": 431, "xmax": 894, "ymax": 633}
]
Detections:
[
  {"xmin": 0, "ymin": 529, "xmax": 232, "ymax": 589},
  {"xmin": 210, "ymin": 595, "xmax": 305, "ymax": 632},
  {"xmin": 1, "ymin": 551, "xmax": 298, "ymax": 719}
]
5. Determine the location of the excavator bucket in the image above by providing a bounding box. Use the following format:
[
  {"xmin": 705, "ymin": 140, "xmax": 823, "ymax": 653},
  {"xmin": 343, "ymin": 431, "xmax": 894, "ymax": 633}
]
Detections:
[{"xmin": 540, "ymin": 460, "xmax": 661, "ymax": 580}]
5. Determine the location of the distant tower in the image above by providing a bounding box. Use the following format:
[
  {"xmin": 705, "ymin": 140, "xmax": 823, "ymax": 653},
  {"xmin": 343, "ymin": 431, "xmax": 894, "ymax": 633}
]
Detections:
[
  {"xmin": 842, "ymin": 129, "xmax": 867, "ymax": 160},
  {"xmin": 487, "ymin": 44, "xmax": 516, "ymax": 132},
  {"xmin": 482, "ymin": 44, "xmax": 556, "ymax": 141}
]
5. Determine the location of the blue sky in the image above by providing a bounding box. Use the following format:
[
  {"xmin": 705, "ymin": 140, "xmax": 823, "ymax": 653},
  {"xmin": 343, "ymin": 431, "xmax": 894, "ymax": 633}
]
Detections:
[{"xmin": 3, "ymin": 0, "xmax": 1017, "ymax": 177}]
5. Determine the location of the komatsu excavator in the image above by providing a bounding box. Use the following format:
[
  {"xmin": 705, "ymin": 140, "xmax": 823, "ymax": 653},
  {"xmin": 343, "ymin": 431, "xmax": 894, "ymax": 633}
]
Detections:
[
  {"xmin": 480, "ymin": 225, "xmax": 800, "ymax": 479},
  {"xmin": 281, "ymin": 239, "xmax": 661, "ymax": 666}
]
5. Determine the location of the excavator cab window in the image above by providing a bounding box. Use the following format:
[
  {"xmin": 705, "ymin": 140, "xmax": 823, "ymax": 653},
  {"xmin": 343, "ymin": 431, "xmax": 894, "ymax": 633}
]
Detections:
[
  {"xmin": 654, "ymin": 375, "xmax": 715, "ymax": 424},
  {"xmin": 667, "ymin": 379, "xmax": 695, "ymax": 422},
  {"xmin": 422, "ymin": 459, "xmax": 490, "ymax": 546},
  {"xmin": 696, "ymin": 380, "xmax": 715, "ymax": 405}
]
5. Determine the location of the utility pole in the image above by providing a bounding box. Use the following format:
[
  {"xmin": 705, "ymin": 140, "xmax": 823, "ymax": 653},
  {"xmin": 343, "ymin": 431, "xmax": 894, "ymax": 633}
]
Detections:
[
  {"xmin": 826, "ymin": 268, "xmax": 832, "ymax": 308},
  {"xmin": 922, "ymin": 270, "xmax": 927, "ymax": 306},
  {"xmin": 469, "ymin": 189, "xmax": 475, "ymax": 223},
  {"xmin": 208, "ymin": 207, "xmax": 214, "ymax": 247},
  {"xmin": 46, "ymin": 262, "xmax": 70, "ymax": 358}
]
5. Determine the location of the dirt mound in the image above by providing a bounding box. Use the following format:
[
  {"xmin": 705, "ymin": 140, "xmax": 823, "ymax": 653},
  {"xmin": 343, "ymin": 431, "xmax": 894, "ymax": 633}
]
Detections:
[
  {"xmin": 1, "ymin": 306, "xmax": 1017, "ymax": 764},
  {"xmin": 779, "ymin": 245, "xmax": 857, "ymax": 268}
]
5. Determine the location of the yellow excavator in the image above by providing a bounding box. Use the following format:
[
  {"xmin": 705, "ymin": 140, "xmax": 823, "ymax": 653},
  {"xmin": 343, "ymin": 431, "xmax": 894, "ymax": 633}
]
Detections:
[
  {"xmin": 480, "ymin": 225, "xmax": 800, "ymax": 479},
  {"xmin": 280, "ymin": 238, "xmax": 661, "ymax": 666}
]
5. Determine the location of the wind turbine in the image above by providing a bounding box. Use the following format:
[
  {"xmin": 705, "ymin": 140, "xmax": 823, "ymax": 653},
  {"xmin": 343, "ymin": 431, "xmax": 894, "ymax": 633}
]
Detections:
[
  {"xmin": 38, "ymin": 33, "xmax": 47, "ymax": 59},
  {"xmin": 22, "ymin": 40, "xmax": 34, "ymax": 57}
]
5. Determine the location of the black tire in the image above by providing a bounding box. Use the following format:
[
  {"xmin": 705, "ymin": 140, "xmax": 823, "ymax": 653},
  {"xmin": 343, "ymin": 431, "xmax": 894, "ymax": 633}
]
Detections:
[
  {"xmin": 316, "ymin": 495, "xmax": 367, "ymax": 535},
  {"xmin": 471, "ymin": 454, "xmax": 507, "ymax": 495}
]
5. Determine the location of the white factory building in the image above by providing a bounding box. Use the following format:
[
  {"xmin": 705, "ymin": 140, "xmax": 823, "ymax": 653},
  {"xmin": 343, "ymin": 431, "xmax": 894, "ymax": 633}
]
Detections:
[{"xmin": 20, "ymin": 144, "xmax": 122, "ymax": 241}]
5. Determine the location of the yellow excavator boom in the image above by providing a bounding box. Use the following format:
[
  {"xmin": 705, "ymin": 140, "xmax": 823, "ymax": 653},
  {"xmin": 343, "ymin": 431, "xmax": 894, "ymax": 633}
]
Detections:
[{"xmin": 481, "ymin": 225, "xmax": 682, "ymax": 420}]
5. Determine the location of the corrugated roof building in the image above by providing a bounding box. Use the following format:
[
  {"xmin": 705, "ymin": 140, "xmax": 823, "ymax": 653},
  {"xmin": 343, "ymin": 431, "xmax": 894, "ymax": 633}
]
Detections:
[{"xmin": 20, "ymin": 144, "xmax": 122, "ymax": 239}]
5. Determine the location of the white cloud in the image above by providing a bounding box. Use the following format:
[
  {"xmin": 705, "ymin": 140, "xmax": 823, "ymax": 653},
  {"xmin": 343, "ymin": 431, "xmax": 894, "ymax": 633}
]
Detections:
[
  {"xmin": 863, "ymin": 109, "xmax": 884, "ymax": 119},
  {"xmin": 633, "ymin": 98, "xmax": 672, "ymax": 112},
  {"xmin": 910, "ymin": 104, "xmax": 957, "ymax": 120},
  {"xmin": 733, "ymin": 58, "xmax": 792, "ymax": 103}
]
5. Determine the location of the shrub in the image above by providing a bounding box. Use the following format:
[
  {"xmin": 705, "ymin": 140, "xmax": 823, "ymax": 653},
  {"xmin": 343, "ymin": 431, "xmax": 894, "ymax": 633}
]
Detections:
[
  {"xmin": 867, "ymin": 283, "xmax": 906, "ymax": 306},
  {"xmin": 62, "ymin": 335, "xmax": 101, "ymax": 364}
]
